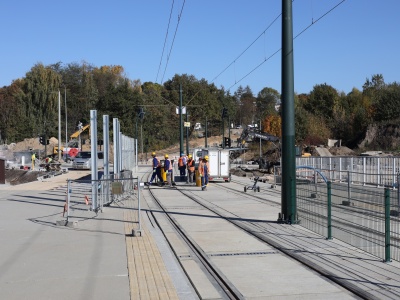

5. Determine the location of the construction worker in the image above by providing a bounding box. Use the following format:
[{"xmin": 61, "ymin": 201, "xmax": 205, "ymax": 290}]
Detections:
[
  {"xmin": 164, "ymin": 154, "xmax": 173, "ymax": 187},
  {"xmin": 178, "ymin": 153, "xmax": 187, "ymax": 181},
  {"xmin": 186, "ymin": 154, "xmax": 195, "ymax": 184},
  {"xmin": 199, "ymin": 155, "xmax": 210, "ymax": 191},
  {"xmin": 148, "ymin": 152, "xmax": 163, "ymax": 185},
  {"xmin": 31, "ymin": 152, "xmax": 36, "ymax": 170}
]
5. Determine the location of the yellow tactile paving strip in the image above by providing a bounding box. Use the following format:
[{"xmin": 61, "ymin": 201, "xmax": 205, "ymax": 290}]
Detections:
[{"xmin": 124, "ymin": 197, "xmax": 179, "ymax": 300}]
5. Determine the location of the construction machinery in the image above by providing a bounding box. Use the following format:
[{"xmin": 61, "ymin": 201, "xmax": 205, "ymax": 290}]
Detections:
[
  {"xmin": 52, "ymin": 124, "xmax": 90, "ymax": 160},
  {"xmin": 70, "ymin": 124, "xmax": 90, "ymax": 139},
  {"xmin": 236, "ymin": 128, "xmax": 281, "ymax": 173}
]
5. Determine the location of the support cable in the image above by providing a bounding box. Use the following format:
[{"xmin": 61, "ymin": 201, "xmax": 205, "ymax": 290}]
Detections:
[
  {"xmin": 161, "ymin": 0, "xmax": 186, "ymax": 84},
  {"xmin": 156, "ymin": 0, "xmax": 175, "ymax": 83},
  {"xmin": 224, "ymin": 0, "xmax": 347, "ymax": 91}
]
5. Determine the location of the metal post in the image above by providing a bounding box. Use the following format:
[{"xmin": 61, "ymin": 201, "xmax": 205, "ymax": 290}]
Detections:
[
  {"xmin": 280, "ymin": 0, "xmax": 297, "ymax": 224},
  {"xmin": 58, "ymin": 90, "xmax": 61, "ymax": 161},
  {"xmin": 103, "ymin": 115, "xmax": 110, "ymax": 207},
  {"xmin": 186, "ymin": 112, "xmax": 189, "ymax": 155},
  {"xmin": 90, "ymin": 110, "xmax": 98, "ymax": 211},
  {"xmin": 113, "ymin": 118, "xmax": 119, "ymax": 176},
  {"xmin": 141, "ymin": 124, "xmax": 143, "ymax": 163},
  {"xmin": 179, "ymin": 84, "xmax": 184, "ymax": 155},
  {"xmin": 397, "ymin": 172, "xmax": 400, "ymax": 214},
  {"xmin": 327, "ymin": 181, "xmax": 332, "ymax": 239},
  {"xmin": 348, "ymin": 170, "xmax": 351, "ymax": 204},
  {"xmin": 67, "ymin": 180, "xmax": 71, "ymax": 221},
  {"xmin": 384, "ymin": 188, "xmax": 391, "ymax": 262},
  {"xmin": 378, "ymin": 157, "xmax": 381, "ymax": 187},
  {"xmin": 222, "ymin": 110, "xmax": 225, "ymax": 149},
  {"xmin": 135, "ymin": 138, "xmax": 138, "ymax": 172},
  {"xmin": 138, "ymin": 178, "xmax": 141, "ymax": 232},
  {"xmin": 228, "ymin": 115, "xmax": 231, "ymax": 148},
  {"xmin": 259, "ymin": 119, "xmax": 262, "ymax": 159},
  {"xmin": 205, "ymin": 116, "xmax": 208, "ymax": 148},
  {"xmin": 65, "ymin": 87, "xmax": 67, "ymax": 149}
]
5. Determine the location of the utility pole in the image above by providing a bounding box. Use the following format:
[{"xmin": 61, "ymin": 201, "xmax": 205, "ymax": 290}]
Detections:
[
  {"xmin": 259, "ymin": 119, "xmax": 262, "ymax": 159},
  {"xmin": 228, "ymin": 115, "xmax": 231, "ymax": 148},
  {"xmin": 179, "ymin": 84, "xmax": 184, "ymax": 155},
  {"xmin": 280, "ymin": 0, "xmax": 297, "ymax": 224},
  {"xmin": 186, "ymin": 112, "xmax": 189, "ymax": 155},
  {"xmin": 58, "ymin": 90, "xmax": 61, "ymax": 161},
  {"xmin": 64, "ymin": 86, "xmax": 68, "ymax": 151},
  {"xmin": 205, "ymin": 116, "xmax": 208, "ymax": 148}
]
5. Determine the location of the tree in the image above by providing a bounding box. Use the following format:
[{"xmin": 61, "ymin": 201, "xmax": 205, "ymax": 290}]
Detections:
[
  {"xmin": 256, "ymin": 87, "xmax": 280, "ymax": 121},
  {"xmin": 0, "ymin": 80, "xmax": 26, "ymax": 142},
  {"xmin": 306, "ymin": 83, "xmax": 339, "ymax": 120},
  {"xmin": 263, "ymin": 115, "xmax": 281, "ymax": 137},
  {"xmin": 373, "ymin": 82, "xmax": 400, "ymax": 122},
  {"xmin": 23, "ymin": 63, "xmax": 62, "ymax": 137}
]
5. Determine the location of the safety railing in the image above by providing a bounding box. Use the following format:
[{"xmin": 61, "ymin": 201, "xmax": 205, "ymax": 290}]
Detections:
[
  {"xmin": 295, "ymin": 166, "xmax": 400, "ymax": 262},
  {"xmin": 296, "ymin": 156, "xmax": 400, "ymax": 188}
]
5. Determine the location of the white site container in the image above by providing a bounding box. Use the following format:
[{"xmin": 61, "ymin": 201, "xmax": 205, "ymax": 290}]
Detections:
[{"xmin": 193, "ymin": 147, "xmax": 231, "ymax": 182}]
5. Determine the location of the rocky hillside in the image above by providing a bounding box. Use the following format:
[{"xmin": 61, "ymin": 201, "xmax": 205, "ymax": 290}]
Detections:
[{"xmin": 358, "ymin": 124, "xmax": 400, "ymax": 151}]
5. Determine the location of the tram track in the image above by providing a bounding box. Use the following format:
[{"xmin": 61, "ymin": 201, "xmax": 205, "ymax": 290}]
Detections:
[
  {"xmin": 147, "ymin": 189, "xmax": 243, "ymax": 299},
  {"xmin": 141, "ymin": 170, "xmax": 400, "ymax": 299}
]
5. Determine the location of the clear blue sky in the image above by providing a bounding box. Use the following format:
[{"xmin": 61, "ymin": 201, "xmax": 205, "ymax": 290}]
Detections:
[{"xmin": 1, "ymin": 0, "xmax": 399, "ymax": 96}]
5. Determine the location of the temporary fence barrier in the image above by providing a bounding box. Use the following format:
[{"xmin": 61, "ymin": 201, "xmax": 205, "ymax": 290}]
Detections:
[{"xmin": 64, "ymin": 171, "xmax": 142, "ymax": 235}]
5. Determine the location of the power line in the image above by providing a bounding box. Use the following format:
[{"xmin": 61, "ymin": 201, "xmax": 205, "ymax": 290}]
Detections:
[
  {"xmin": 156, "ymin": 0, "xmax": 175, "ymax": 83},
  {"xmin": 211, "ymin": 13, "xmax": 282, "ymax": 84},
  {"xmin": 160, "ymin": 0, "xmax": 186, "ymax": 84},
  {"xmin": 225, "ymin": 0, "xmax": 347, "ymax": 92}
]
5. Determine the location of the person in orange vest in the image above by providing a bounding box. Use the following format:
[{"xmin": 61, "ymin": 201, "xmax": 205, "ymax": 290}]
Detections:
[
  {"xmin": 164, "ymin": 154, "xmax": 173, "ymax": 187},
  {"xmin": 199, "ymin": 155, "xmax": 210, "ymax": 191},
  {"xmin": 186, "ymin": 154, "xmax": 195, "ymax": 184},
  {"xmin": 178, "ymin": 153, "xmax": 187, "ymax": 181},
  {"xmin": 147, "ymin": 152, "xmax": 163, "ymax": 186}
]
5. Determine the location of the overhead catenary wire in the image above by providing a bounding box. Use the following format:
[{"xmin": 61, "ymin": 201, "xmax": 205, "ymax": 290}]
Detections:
[
  {"xmin": 156, "ymin": 0, "xmax": 175, "ymax": 83},
  {"xmin": 224, "ymin": 0, "xmax": 347, "ymax": 92},
  {"xmin": 160, "ymin": 0, "xmax": 186, "ymax": 84},
  {"xmin": 211, "ymin": 13, "xmax": 282, "ymax": 85}
]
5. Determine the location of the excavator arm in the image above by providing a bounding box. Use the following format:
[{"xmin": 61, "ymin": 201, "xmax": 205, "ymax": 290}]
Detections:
[{"xmin": 70, "ymin": 124, "xmax": 90, "ymax": 139}]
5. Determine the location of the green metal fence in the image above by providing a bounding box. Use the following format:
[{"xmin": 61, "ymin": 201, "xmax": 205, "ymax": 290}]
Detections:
[{"xmin": 296, "ymin": 166, "xmax": 400, "ymax": 262}]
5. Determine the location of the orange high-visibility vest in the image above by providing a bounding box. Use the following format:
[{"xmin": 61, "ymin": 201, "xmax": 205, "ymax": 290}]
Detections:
[
  {"xmin": 187, "ymin": 159, "xmax": 195, "ymax": 171},
  {"xmin": 178, "ymin": 157, "xmax": 184, "ymax": 167}
]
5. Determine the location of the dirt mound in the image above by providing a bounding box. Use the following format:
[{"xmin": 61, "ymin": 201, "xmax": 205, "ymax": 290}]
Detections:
[
  {"xmin": 328, "ymin": 146, "xmax": 354, "ymax": 156},
  {"xmin": 5, "ymin": 169, "xmax": 46, "ymax": 185}
]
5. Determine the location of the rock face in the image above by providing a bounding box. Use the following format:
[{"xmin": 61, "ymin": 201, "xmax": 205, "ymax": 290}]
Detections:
[{"xmin": 358, "ymin": 124, "xmax": 400, "ymax": 150}]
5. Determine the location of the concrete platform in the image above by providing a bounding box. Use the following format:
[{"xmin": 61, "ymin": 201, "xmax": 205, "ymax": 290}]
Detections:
[{"xmin": 1, "ymin": 167, "xmax": 400, "ymax": 299}]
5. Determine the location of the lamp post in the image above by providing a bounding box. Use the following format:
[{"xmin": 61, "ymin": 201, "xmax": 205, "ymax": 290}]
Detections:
[
  {"xmin": 58, "ymin": 90, "xmax": 61, "ymax": 161},
  {"xmin": 64, "ymin": 87, "xmax": 67, "ymax": 150}
]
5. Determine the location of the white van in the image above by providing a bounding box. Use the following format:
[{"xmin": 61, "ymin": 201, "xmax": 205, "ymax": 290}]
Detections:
[{"xmin": 72, "ymin": 151, "xmax": 104, "ymax": 170}]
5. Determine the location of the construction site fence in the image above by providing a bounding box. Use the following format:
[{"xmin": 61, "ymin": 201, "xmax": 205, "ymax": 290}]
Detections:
[
  {"xmin": 275, "ymin": 165, "xmax": 400, "ymax": 262},
  {"xmin": 295, "ymin": 155, "xmax": 400, "ymax": 187},
  {"xmin": 65, "ymin": 170, "xmax": 140, "ymax": 222}
]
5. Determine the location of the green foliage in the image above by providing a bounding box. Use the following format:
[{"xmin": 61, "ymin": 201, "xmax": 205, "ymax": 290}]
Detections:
[
  {"xmin": 2, "ymin": 63, "xmax": 400, "ymax": 153},
  {"xmin": 256, "ymin": 87, "xmax": 280, "ymax": 121},
  {"xmin": 305, "ymin": 83, "xmax": 339, "ymax": 120},
  {"xmin": 373, "ymin": 83, "xmax": 400, "ymax": 122}
]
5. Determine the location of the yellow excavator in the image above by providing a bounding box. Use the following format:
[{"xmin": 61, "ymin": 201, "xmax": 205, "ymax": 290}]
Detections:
[
  {"xmin": 70, "ymin": 124, "xmax": 90, "ymax": 139},
  {"xmin": 53, "ymin": 124, "xmax": 90, "ymax": 155}
]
